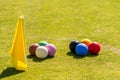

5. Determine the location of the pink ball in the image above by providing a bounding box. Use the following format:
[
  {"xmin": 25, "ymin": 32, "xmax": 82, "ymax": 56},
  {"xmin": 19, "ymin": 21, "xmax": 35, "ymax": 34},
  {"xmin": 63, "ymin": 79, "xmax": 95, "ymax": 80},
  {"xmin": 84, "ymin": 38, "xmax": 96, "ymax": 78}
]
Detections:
[
  {"xmin": 88, "ymin": 42, "xmax": 101, "ymax": 54},
  {"xmin": 46, "ymin": 44, "xmax": 56, "ymax": 56}
]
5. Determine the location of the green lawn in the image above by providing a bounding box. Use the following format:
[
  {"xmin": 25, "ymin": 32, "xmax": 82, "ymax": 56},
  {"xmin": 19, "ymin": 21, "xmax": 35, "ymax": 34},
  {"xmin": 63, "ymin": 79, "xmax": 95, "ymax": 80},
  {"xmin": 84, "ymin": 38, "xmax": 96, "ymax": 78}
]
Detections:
[{"xmin": 1, "ymin": 0, "xmax": 120, "ymax": 80}]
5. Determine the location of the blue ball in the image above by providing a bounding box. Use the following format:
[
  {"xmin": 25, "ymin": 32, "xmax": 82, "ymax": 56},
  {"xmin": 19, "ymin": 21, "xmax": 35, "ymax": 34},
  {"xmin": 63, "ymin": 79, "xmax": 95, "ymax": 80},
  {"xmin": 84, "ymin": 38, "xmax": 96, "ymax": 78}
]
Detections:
[{"xmin": 75, "ymin": 43, "xmax": 88, "ymax": 56}]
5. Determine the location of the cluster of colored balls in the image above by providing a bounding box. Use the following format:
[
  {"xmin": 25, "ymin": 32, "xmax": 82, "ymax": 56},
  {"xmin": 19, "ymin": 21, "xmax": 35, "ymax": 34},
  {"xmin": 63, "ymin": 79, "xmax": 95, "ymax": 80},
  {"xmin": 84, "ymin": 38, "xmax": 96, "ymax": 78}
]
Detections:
[
  {"xmin": 29, "ymin": 41, "xmax": 56, "ymax": 59},
  {"xmin": 69, "ymin": 39, "xmax": 101, "ymax": 56}
]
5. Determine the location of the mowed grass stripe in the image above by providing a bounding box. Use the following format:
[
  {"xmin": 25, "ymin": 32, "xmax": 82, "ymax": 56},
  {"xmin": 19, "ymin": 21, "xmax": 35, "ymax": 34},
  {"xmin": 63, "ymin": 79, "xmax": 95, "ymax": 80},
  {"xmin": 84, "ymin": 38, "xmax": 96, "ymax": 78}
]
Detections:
[{"xmin": 0, "ymin": 0, "xmax": 120, "ymax": 80}]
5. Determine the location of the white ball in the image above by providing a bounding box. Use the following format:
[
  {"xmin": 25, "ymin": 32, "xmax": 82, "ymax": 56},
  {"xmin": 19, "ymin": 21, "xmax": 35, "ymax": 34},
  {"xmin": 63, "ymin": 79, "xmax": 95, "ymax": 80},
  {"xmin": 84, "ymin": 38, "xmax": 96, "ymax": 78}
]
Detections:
[{"xmin": 35, "ymin": 46, "xmax": 48, "ymax": 58}]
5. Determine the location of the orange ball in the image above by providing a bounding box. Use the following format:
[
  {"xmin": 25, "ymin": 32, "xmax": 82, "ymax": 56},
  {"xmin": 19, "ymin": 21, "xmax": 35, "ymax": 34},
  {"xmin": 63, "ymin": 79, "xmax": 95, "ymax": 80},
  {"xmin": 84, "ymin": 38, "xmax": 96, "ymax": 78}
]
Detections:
[{"xmin": 81, "ymin": 39, "xmax": 91, "ymax": 46}]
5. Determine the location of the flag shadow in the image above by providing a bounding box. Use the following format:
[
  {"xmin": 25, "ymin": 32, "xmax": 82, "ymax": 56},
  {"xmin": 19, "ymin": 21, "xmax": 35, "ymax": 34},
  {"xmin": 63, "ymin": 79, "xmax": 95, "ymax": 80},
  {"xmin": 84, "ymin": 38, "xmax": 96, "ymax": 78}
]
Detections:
[
  {"xmin": 0, "ymin": 67, "xmax": 24, "ymax": 79},
  {"xmin": 27, "ymin": 55, "xmax": 54, "ymax": 62}
]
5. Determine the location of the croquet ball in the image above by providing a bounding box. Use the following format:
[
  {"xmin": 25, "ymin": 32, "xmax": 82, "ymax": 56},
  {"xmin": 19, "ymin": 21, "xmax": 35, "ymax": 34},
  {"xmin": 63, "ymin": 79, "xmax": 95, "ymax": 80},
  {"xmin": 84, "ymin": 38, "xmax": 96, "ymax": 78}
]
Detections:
[
  {"xmin": 35, "ymin": 46, "xmax": 48, "ymax": 58},
  {"xmin": 29, "ymin": 43, "xmax": 40, "ymax": 56},
  {"xmin": 75, "ymin": 43, "xmax": 88, "ymax": 56},
  {"xmin": 81, "ymin": 39, "xmax": 91, "ymax": 46},
  {"xmin": 69, "ymin": 40, "xmax": 80, "ymax": 52},
  {"xmin": 46, "ymin": 44, "xmax": 56, "ymax": 56},
  {"xmin": 88, "ymin": 42, "xmax": 101, "ymax": 54},
  {"xmin": 38, "ymin": 41, "xmax": 48, "ymax": 46}
]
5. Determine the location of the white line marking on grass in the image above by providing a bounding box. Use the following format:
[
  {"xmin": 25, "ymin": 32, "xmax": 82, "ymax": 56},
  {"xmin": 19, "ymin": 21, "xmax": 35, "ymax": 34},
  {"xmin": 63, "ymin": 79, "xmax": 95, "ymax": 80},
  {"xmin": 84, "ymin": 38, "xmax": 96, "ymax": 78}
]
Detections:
[{"xmin": 103, "ymin": 44, "xmax": 120, "ymax": 55}]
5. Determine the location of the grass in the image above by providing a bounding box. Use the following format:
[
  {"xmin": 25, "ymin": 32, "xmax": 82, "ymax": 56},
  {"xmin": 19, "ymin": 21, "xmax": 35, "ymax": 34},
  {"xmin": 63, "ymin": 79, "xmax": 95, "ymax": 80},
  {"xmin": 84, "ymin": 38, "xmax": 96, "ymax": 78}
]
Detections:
[{"xmin": 1, "ymin": 0, "xmax": 120, "ymax": 80}]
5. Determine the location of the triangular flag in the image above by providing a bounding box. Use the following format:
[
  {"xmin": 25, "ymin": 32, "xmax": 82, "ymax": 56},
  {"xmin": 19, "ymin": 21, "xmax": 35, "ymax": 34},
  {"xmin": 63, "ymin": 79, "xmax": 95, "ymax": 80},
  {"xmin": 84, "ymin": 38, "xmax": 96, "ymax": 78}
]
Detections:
[{"xmin": 10, "ymin": 16, "xmax": 27, "ymax": 71}]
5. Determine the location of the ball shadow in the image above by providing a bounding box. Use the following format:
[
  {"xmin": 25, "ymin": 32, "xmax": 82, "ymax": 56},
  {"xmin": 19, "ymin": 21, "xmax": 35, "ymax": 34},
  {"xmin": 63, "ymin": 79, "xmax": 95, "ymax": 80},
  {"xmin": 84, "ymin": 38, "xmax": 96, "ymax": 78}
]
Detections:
[
  {"xmin": 86, "ymin": 52, "xmax": 99, "ymax": 57},
  {"xmin": 67, "ymin": 52, "xmax": 86, "ymax": 59},
  {"xmin": 0, "ymin": 67, "xmax": 24, "ymax": 79},
  {"xmin": 27, "ymin": 55, "xmax": 54, "ymax": 62},
  {"xmin": 27, "ymin": 55, "xmax": 36, "ymax": 58}
]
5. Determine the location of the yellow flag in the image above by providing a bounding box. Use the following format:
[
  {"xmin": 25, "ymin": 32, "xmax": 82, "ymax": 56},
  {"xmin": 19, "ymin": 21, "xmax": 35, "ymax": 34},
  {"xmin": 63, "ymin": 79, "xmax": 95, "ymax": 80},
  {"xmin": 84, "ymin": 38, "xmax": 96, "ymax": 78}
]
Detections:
[{"xmin": 10, "ymin": 16, "xmax": 27, "ymax": 71}]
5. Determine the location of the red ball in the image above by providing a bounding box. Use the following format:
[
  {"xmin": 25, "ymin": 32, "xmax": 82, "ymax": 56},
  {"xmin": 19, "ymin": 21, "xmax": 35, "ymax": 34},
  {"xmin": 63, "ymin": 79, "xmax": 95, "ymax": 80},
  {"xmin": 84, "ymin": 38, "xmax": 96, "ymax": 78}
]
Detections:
[
  {"xmin": 29, "ymin": 43, "xmax": 40, "ymax": 56},
  {"xmin": 88, "ymin": 42, "xmax": 101, "ymax": 54}
]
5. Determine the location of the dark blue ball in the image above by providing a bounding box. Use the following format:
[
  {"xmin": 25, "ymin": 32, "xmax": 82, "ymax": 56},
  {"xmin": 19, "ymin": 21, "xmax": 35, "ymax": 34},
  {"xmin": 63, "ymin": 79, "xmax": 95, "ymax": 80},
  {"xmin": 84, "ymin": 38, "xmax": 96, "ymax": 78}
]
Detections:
[
  {"xmin": 69, "ymin": 40, "xmax": 80, "ymax": 52},
  {"xmin": 75, "ymin": 43, "xmax": 88, "ymax": 56}
]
